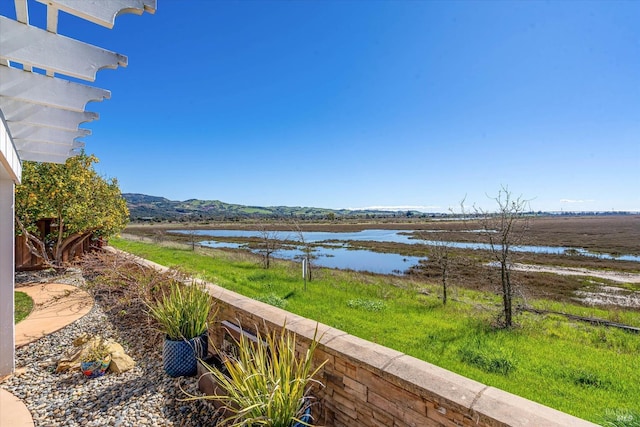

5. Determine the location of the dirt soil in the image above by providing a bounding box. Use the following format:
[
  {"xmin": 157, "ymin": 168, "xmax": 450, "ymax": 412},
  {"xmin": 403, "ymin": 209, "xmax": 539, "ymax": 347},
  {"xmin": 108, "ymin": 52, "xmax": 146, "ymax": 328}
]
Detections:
[{"xmin": 507, "ymin": 263, "xmax": 640, "ymax": 284}]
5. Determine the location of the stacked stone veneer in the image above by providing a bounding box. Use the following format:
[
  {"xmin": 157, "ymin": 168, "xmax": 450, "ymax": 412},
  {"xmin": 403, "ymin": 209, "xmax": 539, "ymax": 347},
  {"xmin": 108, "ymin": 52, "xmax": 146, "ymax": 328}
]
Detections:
[{"xmin": 121, "ymin": 250, "xmax": 596, "ymax": 427}]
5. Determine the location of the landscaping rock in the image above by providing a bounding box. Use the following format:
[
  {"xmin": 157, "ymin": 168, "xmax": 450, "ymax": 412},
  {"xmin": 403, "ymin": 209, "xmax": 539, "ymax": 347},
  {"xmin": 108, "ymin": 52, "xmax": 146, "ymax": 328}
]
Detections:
[
  {"xmin": 109, "ymin": 351, "xmax": 135, "ymax": 373},
  {"xmin": 56, "ymin": 335, "xmax": 134, "ymax": 373},
  {"xmin": 72, "ymin": 333, "xmax": 91, "ymax": 347}
]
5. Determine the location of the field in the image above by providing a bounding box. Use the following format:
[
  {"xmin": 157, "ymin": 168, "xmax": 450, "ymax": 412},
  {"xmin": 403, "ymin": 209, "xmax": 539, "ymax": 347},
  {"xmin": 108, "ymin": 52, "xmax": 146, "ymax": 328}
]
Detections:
[
  {"xmin": 115, "ymin": 216, "xmax": 640, "ymax": 425},
  {"xmin": 112, "ymin": 215, "xmax": 640, "ymax": 424}
]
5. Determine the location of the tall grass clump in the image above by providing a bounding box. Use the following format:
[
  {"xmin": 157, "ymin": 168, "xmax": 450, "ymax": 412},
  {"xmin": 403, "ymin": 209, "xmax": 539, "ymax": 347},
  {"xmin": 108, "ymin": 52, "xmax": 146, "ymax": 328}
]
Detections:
[
  {"xmin": 146, "ymin": 280, "xmax": 214, "ymax": 340},
  {"xmin": 194, "ymin": 325, "xmax": 326, "ymax": 427},
  {"xmin": 458, "ymin": 335, "xmax": 516, "ymax": 376}
]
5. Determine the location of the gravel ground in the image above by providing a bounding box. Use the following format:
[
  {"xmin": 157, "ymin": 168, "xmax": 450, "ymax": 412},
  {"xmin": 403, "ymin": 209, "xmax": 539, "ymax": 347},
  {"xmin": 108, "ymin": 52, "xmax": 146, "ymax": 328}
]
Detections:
[{"xmin": 2, "ymin": 268, "xmax": 221, "ymax": 426}]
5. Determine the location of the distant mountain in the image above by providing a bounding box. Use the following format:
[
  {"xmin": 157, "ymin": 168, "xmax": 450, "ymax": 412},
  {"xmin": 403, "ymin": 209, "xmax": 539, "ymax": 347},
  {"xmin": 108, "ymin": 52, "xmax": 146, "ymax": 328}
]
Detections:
[{"xmin": 123, "ymin": 193, "xmax": 426, "ymax": 222}]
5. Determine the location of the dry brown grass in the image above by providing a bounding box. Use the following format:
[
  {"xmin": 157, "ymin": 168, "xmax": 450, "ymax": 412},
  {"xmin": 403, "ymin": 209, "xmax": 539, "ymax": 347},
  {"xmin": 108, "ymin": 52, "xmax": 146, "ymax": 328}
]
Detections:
[{"xmin": 76, "ymin": 251, "xmax": 194, "ymax": 352}]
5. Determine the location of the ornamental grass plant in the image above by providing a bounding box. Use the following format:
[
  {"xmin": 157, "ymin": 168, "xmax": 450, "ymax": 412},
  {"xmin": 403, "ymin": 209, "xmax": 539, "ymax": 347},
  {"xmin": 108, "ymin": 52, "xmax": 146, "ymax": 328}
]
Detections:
[
  {"xmin": 146, "ymin": 280, "xmax": 214, "ymax": 340},
  {"xmin": 192, "ymin": 325, "xmax": 326, "ymax": 427}
]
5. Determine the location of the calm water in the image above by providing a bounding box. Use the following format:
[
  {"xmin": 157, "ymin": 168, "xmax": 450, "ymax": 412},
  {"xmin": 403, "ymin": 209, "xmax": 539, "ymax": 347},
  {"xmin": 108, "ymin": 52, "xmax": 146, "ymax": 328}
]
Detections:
[
  {"xmin": 172, "ymin": 229, "xmax": 640, "ymax": 275},
  {"xmin": 199, "ymin": 240, "xmax": 423, "ymax": 275}
]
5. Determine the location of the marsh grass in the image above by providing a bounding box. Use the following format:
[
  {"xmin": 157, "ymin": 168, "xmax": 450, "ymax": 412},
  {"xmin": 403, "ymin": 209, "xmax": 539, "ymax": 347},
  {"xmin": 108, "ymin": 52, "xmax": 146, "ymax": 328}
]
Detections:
[
  {"xmin": 458, "ymin": 335, "xmax": 516, "ymax": 376},
  {"xmin": 111, "ymin": 238, "xmax": 640, "ymax": 423}
]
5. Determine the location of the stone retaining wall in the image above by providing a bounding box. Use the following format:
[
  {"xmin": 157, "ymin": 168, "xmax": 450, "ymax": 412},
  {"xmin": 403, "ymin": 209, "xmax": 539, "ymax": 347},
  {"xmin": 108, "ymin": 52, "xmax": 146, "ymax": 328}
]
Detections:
[{"xmin": 118, "ymin": 249, "xmax": 596, "ymax": 427}]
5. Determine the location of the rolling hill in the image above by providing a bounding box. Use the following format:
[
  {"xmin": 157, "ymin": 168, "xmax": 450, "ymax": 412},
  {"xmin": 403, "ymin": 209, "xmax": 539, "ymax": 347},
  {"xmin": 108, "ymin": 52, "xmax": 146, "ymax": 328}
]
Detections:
[{"xmin": 123, "ymin": 193, "xmax": 423, "ymax": 221}]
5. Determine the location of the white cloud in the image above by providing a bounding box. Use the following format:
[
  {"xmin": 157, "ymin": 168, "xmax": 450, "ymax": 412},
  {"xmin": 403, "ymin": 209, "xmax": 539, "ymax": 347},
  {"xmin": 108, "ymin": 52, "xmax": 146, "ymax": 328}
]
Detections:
[{"xmin": 559, "ymin": 199, "xmax": 596, "ymax": 204}]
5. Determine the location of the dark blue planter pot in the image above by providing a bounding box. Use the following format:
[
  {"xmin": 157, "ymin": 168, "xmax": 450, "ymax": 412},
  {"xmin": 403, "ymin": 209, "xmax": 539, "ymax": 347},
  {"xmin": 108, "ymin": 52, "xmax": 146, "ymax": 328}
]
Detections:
[
  {"xmin": 163, "ymin": 333, "xmax": 208, "ymax": 377},
  {"xmin": 293, "ymin": 405, "xmax": 312, "ymax": 427}
]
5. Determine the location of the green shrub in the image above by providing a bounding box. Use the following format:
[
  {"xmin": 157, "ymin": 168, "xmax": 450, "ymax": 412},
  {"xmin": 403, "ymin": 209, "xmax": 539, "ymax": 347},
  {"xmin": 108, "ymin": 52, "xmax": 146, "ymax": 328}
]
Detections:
[{"xmin": 571, "ymin": 369, "xmax": 610, "ymax": 389}]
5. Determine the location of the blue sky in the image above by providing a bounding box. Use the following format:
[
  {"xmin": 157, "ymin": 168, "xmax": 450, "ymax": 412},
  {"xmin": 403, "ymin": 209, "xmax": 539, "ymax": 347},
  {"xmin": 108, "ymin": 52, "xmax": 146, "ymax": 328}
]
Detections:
[{"xmin": 5, "ymin": 0, "xmax": 639, "ymax": 212}]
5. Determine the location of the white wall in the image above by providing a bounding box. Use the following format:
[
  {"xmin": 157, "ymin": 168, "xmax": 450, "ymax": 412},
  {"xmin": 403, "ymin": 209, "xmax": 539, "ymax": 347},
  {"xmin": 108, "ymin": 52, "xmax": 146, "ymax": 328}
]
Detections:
[
  {"xmin": 0, "ymin": 177, "xmax": 15, "ymax": 375},
  {"xmin": 0, "ymin": 115, "xmax": 19, "ymax": 375}
]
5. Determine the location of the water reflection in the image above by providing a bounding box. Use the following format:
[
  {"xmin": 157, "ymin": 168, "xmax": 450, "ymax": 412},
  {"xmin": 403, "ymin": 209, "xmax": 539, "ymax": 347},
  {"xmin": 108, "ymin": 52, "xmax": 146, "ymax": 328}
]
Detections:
[
  {"xmin": 174, "ymin": 229, "xmax": 639, "ymax": 261},
  {"xmin": 173, "ymin": 229, "xmax": 640, "ymax": 274},
  {"xmin": 198, "ymin": 240, "xmax": 423, "ymax": 275}
]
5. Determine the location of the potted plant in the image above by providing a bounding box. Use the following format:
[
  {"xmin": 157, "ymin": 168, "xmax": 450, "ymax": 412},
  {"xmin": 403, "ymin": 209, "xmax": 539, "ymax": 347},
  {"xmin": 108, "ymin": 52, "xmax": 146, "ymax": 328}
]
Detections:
[
  {"xmin": 80, "ymin": 336, "xmax": 112, "ymax": 379},
  {"xmin": 189, "ymin": 324, "xmax": 326, "ymax": 427},
  {"xmin": 147, "ymin": 280, "xmax": 215, "ymax": 377}
]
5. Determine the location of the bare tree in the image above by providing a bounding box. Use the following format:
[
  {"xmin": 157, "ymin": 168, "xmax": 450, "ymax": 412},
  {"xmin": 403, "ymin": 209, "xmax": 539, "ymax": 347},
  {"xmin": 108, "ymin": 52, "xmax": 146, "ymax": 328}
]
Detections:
[
  {"xmin": 186, "ymin": 225, "xmax": 199, "ymax": 251},
  {"xmin": 431, "ymin": 234, "xmax": 453, "ymax": 305},
  {"xmin": 417, "ymin": 230, "xmax": 453, "ymax": 305},
  {"xmin": 292, "ymin": 221, "xmax": 315, "ymax": 289},
  {"xmin": 465, "ymin": 186, "xmax": 531, "ymax": 328},
  {"xmin": 152, "ymin": 229, "xmax": 165, "ymax": 244},
  {"xmin": 257, "ymin": 223, "xmax": 280, "ymax": 269}
]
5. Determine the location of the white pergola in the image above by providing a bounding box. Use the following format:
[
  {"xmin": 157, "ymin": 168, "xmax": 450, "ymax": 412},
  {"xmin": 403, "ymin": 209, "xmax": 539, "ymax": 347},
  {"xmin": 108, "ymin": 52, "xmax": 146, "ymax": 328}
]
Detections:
[{"xmin": 0, "ymin": 0, "xmax": 156, "ymax": 375}]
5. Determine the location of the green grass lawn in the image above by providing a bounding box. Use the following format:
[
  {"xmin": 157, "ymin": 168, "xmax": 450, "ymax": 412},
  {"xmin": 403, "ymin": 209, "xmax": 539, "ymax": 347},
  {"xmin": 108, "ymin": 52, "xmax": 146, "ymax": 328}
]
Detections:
[
  {"xmin": 15, "ymin": 291, "xmax": 33, "ymax": 323},
  {"xmin": 111, "ymin": 238, "xmax": 640, "ymax": 424}
]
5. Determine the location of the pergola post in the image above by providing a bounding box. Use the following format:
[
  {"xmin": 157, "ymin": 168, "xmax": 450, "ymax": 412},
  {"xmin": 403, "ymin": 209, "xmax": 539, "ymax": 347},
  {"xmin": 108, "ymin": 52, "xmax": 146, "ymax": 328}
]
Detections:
[{"xmin": 0, "ymin": 176, "xmax": 15, "ymax": 375}]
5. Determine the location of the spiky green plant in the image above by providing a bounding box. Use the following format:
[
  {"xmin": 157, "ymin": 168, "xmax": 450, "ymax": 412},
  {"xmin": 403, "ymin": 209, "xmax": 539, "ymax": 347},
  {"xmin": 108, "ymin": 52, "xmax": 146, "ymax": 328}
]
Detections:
[
  {"xmin": 146, "ymin": 280, "xmax": 214, "ymax": 340},
  {"xmin": 192, "ymin": 325, "xmax": 326, "ymax": 427}
]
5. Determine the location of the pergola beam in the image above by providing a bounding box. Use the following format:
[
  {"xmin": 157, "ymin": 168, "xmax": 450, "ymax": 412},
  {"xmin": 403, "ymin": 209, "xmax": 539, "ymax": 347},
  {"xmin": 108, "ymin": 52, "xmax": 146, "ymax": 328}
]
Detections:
[
  {"xmin": 17, "ymin": 149, "xmax": 77, "ymax": 164},
  {"xmin": 16, "ymin": 139, "xmax": 84, "ymax": 157},
  {"xmin": 46, "ymin": 4, "xmax": 58, "ymax": 33},
  {"xmin": 0, "ymin": 98, "xmax": 98, "ymax": 132},
  {"xmin": 14, "ymin": 0, "xmax": 28, "ymax": 24},
  {"xmin": 35, "ymin": 0, "xmax": 157, "ymax": 29},
  {"xmin": 0, "ymin": 16, "xmax": 128, "ymax": 82},
  {"xmin": 0, "ymin": 65, "xmax": 110, "ymax": 112},
  {"xmin": 9, "ymin": 122, "xmax": 90, "ymax": 141}
]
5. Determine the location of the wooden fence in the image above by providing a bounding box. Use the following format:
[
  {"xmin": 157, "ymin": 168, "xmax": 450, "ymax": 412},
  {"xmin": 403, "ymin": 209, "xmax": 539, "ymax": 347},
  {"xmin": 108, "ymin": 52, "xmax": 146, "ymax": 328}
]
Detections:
[{"xmin": 15, "ymin": 219, "xmax": 99, "ymax": 270}]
